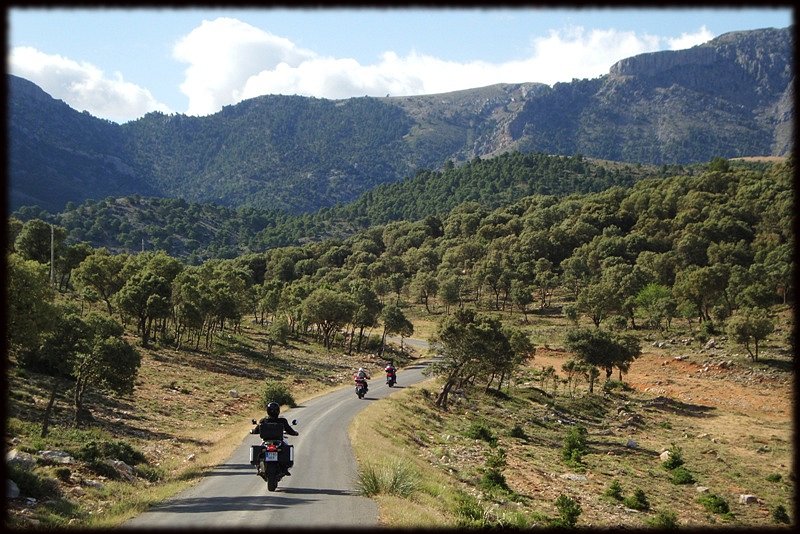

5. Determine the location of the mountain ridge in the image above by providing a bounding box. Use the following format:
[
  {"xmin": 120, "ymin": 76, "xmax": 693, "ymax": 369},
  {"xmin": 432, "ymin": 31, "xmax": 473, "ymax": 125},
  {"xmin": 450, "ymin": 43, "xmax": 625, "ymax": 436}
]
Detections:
[{"xmin": 8, "ymin": 26, "xmax": 793, "ymax": 214}]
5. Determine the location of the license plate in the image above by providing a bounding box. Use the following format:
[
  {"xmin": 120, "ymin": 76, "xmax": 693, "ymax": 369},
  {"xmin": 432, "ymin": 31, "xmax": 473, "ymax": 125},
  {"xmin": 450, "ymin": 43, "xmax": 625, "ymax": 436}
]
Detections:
[{"xmin": 265, "ymin": 451, "xmax": 278, "ymax": 461}]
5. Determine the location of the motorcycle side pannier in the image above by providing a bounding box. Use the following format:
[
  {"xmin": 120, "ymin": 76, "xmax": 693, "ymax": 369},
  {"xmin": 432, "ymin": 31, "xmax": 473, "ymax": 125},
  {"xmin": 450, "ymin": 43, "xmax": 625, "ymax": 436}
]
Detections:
[
  {"xmin": 249, "ymin": 445, "xmax": 264, "ymax": 464},
  {"xmin": 279, "ymin": 444, "xmax": 294, "ymax": 467}
]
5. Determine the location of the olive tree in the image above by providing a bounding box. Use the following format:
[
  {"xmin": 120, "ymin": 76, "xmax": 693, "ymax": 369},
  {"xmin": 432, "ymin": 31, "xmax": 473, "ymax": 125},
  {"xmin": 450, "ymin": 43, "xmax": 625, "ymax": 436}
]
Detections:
[{"xmin": 726, "ymin": 307, "xmax": 775, "ymax": 361}]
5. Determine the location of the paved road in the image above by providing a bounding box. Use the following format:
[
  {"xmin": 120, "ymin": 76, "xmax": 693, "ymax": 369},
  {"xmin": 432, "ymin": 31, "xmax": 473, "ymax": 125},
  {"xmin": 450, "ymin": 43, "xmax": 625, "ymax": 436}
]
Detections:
[{"xmin": 123, "ymin": 355, "xmax": 432, "ymax": 529}]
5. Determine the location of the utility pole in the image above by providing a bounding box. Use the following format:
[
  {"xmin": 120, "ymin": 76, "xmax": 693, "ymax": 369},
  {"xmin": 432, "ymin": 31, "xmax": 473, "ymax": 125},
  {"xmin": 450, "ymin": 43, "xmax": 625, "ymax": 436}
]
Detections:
[{"xmin": 50, "ymin": 224, "xmax": 55, "ymax": 286}]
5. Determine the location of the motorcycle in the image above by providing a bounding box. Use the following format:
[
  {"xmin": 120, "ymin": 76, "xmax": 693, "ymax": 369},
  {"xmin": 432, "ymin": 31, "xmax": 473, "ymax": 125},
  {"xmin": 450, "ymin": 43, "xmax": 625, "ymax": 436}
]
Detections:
[
  {"xmin": 355, "ymin": 380, "xmax": 368, "ymax": 399},
  {"xmin": 250, "ymin": 418, "xmax": 298, "ymax": 491},
  {"xmin": 386, "ymin": 370, "xmax": 396, "ymax": 387}
]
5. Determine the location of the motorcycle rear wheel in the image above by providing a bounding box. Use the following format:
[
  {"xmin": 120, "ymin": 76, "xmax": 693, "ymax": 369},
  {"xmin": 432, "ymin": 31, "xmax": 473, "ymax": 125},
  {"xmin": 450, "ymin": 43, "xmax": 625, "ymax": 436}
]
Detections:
[{"xmin": 266, "ymin": 463, "xmax": 279, "ymax": 491}]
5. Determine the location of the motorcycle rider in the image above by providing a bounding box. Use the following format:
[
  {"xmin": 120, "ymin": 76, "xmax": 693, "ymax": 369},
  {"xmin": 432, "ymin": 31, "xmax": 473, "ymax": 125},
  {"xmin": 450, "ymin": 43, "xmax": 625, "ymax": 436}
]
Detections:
[
  {"xmin": 354, "ymin": 367, "xmax": 370, "ymax": 392},
  {"xmin": 385, "ymin": 361, "xmax": 397, "ymax": 384},
  {"xmin": 252, "ymin": 402, "xmax": 298, "ymax": 475}
]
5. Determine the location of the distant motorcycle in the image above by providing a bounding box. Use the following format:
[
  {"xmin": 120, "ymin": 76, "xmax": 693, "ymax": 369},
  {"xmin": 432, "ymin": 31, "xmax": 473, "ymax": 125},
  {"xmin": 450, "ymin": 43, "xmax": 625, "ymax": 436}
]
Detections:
[
  {"xmin": 385, "ymin": 369, "xmax": 396, "ymax": 387},
  {"xmin": 355, "ymin": 380, "xmax": 368, "ymax": 399},
  {"xmin": 250, "ymin": 418, "xmax": 298, "ymax": 491}
]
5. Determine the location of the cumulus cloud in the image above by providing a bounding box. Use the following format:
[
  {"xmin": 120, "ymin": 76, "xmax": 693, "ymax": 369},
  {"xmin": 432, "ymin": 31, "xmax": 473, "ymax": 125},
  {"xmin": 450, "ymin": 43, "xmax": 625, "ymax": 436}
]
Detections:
[
  {"xmin": 176, "ymin": 19, "xmax": 716, "ymax": 116},
  {"xmin": 8, "ymin": 46, "xmax": 172, "ymax": 123},
  {"xmin": 667, "ymin": 25, "xmax": 715, "ymax": 50},
  {"xmin": 173, "ymin": 17, "xmax": 317, "ymax": 116}
]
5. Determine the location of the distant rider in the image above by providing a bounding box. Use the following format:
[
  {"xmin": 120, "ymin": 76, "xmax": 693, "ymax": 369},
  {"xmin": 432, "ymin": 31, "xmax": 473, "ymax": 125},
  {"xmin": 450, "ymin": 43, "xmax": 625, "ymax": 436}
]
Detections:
[
  {"xmin": 385, "ymin": 361, "xmax": 397, "ymax": 383},
  {"xmin": 354, "ymin": 367, "xmax": 370, "ymax": 392}
]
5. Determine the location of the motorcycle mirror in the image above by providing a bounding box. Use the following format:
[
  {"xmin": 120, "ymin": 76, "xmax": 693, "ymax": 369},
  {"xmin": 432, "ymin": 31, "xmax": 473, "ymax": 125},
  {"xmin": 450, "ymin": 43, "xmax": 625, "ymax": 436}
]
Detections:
[
  {"xmin": 251, "ymin": 419, "xmax": 257, "ymax": 424},
  {"xmin": 292, "ymin": 419, "xmax": 298, "ymax": 425}
]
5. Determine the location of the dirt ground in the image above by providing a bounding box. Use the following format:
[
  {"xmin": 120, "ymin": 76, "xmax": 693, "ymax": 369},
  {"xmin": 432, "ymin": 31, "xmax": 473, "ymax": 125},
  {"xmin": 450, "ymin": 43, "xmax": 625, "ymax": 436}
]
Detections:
[
  {"xmin": 532, "ymin": 347, "xmax": 792, "ymax": 421},
  {"xmin": 507, "ymin": 344, "xmax": 794, "ymax": 526}
]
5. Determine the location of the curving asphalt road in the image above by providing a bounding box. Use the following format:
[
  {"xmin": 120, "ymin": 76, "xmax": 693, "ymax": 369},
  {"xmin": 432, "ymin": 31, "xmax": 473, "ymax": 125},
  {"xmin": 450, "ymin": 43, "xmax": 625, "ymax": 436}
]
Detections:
[{"xmin": 123, "ymin": 354, "xmax": 433, "ymax": 529}]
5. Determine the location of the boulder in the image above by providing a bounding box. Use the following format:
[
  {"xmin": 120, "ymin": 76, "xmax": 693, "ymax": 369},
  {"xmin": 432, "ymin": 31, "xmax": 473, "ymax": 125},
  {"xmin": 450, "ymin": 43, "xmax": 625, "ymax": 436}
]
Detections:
[
  {"xmin": 38, "ymin": 450, "xmax": 75, "ymax": 464},
  {"xmin": 6, "ymin": 449, "xmax": 36, "ymax": 470},
  {"xmin": 107, "ymin": 460, "xmax": 136, "ymax": 482},
  {"xmin": 739, "ymin": 494, "xmax": 758, "ymax": 504}
]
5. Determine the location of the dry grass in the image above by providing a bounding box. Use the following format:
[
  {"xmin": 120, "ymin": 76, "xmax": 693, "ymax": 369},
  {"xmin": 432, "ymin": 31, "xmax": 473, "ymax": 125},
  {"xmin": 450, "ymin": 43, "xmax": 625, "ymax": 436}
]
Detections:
[{"xmin": 351, "ymin": 305, "xmax": 795, "ymax": 529}]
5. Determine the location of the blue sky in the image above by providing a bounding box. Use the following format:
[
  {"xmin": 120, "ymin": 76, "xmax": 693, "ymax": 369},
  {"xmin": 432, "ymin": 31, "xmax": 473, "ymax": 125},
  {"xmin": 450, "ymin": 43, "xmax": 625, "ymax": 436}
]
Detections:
[{"xmin": 8, "ymin": 6, "xmax": 794, "ymax": 123}]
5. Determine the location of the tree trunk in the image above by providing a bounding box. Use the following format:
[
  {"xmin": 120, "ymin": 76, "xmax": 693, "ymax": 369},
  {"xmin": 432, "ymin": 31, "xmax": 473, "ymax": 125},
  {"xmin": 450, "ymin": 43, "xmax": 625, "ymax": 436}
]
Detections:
[
  {"xmin": 435, "ymin": 380, "xmax": 455, "ymax": 410},
  {"xmin": 41, "ymin": 379, "xmax": 59, "ymax": 437}
]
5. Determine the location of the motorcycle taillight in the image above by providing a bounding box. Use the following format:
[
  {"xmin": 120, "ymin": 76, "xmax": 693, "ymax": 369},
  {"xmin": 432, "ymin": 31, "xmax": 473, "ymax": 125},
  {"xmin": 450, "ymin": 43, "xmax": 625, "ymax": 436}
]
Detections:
[{"xmin": 266, "ymin": 444, "xmax": 278, "ymax": 452}]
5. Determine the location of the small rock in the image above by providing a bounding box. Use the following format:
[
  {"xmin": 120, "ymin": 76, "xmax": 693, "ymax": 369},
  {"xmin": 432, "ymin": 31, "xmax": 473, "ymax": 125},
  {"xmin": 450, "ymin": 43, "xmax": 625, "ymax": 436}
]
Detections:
[
  {"xmin": 7, "ymin": 480, "xmax": 20, "ymax": 499},
  {"xmin": 659, "ymin": 450, "xmax": 672, "ymax": 462},
  {"xmin": 229, "ymin": 389, "xmax": 239, "ymax": 398},
  {"xmin": 739, "ymin": 494, "xmax": 758, "ymax": 504},
  {"xmin": 696, "ymin": 486, "xmax": 710, "ymax": 493},
  {"xmin": 704, "ymin": 338, "xmax": 716, "ymax": 349},
  {"xmin": 625, "ymin": 439, "xmax": 638, "ymax": 448},
  {"xmin": 186, "ymin": 454, "xmax": 196, "ymax": 462},
  {"xmin": 560, "ymin": 473, "xmax": 588, "ymax": 482}
]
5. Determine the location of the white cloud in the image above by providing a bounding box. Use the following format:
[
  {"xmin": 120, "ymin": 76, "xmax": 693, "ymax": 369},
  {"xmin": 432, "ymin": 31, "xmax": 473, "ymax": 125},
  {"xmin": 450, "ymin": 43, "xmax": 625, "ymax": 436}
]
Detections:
[
  {"xmin": 8, "ymin": 46, "xmax": 172, "ymax": 123},
  {"xmin": 176, "ymin": 19, "xmax": 715, "ymax": 116},
  {"xmin": 667, "ymin": 26, "xmax": 715, "ymax": 50},
  {"xmin": 172, "ymin": 17, "xmax": 316, "ymax": 116}
]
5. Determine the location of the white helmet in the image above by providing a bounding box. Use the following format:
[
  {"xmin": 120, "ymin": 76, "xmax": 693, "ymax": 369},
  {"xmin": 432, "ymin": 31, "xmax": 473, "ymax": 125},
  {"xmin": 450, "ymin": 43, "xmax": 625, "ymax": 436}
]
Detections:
[{"xmin": 358, "ymin": 368, "xmax": 365, "ymax": 373}]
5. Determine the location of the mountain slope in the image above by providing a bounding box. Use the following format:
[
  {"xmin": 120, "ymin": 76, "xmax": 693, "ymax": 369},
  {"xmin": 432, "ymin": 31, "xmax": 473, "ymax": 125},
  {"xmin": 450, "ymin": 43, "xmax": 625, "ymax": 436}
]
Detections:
[{"xmin": 7, "ymin": 27, "xmax": 793, "ymax": 214}]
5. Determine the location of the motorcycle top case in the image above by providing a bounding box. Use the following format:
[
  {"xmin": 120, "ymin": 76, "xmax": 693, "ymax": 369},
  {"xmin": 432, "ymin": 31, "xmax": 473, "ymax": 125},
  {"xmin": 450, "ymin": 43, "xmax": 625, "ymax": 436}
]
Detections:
[{"xmin": 259, "ymin": 420, "xmax": 284, "ymax": 440}]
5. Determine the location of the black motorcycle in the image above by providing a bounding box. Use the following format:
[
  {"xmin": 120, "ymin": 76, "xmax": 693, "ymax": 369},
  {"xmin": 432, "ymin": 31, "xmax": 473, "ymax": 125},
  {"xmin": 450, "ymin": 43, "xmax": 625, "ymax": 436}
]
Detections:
[
  {"xmin": 250, "ymin": 418, "xmax": 298, "ymax": 491},
  {"xmin": 386, "ymin": 370, "xmax": 396, "ymax": 387},
  {"xmin": 355, "ymin": 380, "xmax": 368, "ymax": 399}
]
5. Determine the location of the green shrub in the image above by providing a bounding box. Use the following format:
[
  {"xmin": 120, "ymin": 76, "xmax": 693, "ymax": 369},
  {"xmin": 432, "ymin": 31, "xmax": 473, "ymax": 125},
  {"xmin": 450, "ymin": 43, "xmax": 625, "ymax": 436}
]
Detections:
[
  {"xmin": 479, "ymin": 469, "xmax": 509, "ymax": 492},
  {"xmin": 53, "ymin": 467, "xmax": 72, "ymax": 482},
  {"xmin": 465, "ymin": 420, "xmax": 496, "ymax": 444},
  {"xmin": 603, "ymin": 379, "xmax": 632, "ymax": 393},
  {"xmin": 454, "ymin": 492, "xmax": 488, "ymax": 527},
  {"xmin": 670, "ymin": 466, "xmax": 695, "ymax": 485},
  {"xmin": 661, "ymin": 443, "xmax": 685, "ymax": 470},
  {"xmin": 7, "ymin": 464, "xmax": 62, "ymax": 500},
  {"xmin": 134, "ymin": 464, "xmax": 166, "ymax": 482},
  {"xmin": 355, "ymin": 461, "xmax": 418, "ymax": 497},
  {"xmin": 646, "ymin": 509, "xmax": 680, "ymax": 529},
  {"xmin": 356, "ymin": 463, "xmax": 381, "ymax": 497},
  {"xmin": 87, "ymin": 460, "xmax": 121, "ymax": 480},
  {"xmin": 259, "ymin": 381, "xmax": 296, "ymax": 409},
  {"xmin": 623, "ymin": 488, "xmax": 650, "ymax": 511},
  {"xmin": 550, "ymin": 494, "xmax": 582, "ymax": 527},
  {"xmin": 772, "ymin": 504, "xmax": 790, "ymax": 524},
  {"xmin": 766, "ymin": 473, "xmax": 782, "ymax": 483},
  {"xmin": 561, "ymin": 425, "xmax": 588, "ymax": 465},
  {"xmin": 697, "ymin": 493, "xmax": 730, "ymax": 515},
  {"xmin": 74, "ymin": 439, "xmax": 146, "ymax": 465},
  {"xmin": 604, "ymin": 479, "xmax": 623, "ymax": 500},
  {"xmin": 509, "ymin": 424, "xmax": 527, "ymax": 439}
]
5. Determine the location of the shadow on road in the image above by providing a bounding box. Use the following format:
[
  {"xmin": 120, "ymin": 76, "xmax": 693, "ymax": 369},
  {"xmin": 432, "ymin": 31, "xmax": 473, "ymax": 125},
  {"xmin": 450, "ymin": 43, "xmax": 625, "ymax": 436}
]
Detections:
[
  {"xmin": 201, "ymin": 463, "xmax": 261, "ymax": 478},
  {"xmin": 135, "ymin": 494, "xmax": 310, "ymax": 515},
  {"xmin": 279, "ymin": 487, "xmax": 357, "ymax": 496}
]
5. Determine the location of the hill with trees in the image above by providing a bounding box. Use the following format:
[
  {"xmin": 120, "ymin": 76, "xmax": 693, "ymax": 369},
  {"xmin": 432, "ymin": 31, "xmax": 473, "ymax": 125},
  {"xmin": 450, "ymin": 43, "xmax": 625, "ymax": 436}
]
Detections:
[{"xmin": 6, "ymin": 155, "xmax": 793, "ymax": 528}]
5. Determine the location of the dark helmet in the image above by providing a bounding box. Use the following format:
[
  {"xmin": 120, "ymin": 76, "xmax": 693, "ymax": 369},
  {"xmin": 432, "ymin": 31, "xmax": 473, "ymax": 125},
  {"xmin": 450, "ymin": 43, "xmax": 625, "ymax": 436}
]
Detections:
[{"xmin": 266, "ymin": 402, "xmax": 280, "ymax": 418}]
